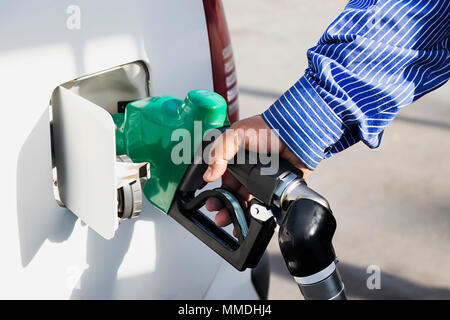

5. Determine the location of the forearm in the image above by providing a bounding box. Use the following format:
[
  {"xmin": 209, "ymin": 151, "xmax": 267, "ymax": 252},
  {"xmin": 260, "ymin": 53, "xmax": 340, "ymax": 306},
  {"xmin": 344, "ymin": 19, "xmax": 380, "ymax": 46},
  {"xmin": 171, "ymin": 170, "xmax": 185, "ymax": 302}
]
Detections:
[{"xmin": 263, "ymin": 0, "xmax": 450, "ymax": 169}]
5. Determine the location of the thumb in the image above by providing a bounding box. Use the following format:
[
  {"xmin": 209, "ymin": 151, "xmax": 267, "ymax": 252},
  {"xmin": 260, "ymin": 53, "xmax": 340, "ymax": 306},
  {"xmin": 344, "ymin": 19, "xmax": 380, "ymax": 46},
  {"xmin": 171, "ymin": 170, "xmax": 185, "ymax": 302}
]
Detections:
[
  {"xmin": 203, "ymin": 129, "xmax": 242, "ymax": 182},
  {"xmin": 203, "ymin": 159, "xmax": 229, "ymax": 183}
]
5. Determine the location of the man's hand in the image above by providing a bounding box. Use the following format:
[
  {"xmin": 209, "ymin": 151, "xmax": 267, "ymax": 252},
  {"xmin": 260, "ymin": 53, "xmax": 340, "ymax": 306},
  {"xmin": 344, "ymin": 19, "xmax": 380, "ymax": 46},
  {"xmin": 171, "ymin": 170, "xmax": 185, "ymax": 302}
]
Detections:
[{"xmin": 203, "ymin": 114, "xmax": 311, "ymax": 228}]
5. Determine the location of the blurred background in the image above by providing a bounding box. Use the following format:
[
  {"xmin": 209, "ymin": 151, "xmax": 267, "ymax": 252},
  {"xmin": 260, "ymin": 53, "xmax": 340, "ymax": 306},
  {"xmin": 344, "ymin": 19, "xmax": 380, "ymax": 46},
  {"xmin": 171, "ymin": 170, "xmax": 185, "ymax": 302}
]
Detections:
[{"xmin": 223, "ymin": 0, "xmax": 450, "ymax": 299}]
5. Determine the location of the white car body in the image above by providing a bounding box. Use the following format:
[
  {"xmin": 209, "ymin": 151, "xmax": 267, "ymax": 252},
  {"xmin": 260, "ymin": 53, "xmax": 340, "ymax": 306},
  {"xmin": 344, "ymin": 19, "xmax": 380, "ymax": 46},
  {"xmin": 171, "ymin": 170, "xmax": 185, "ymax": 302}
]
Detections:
[{"xmin": 0, "ymin": 0, "xmax": 262, "ymax": 299}]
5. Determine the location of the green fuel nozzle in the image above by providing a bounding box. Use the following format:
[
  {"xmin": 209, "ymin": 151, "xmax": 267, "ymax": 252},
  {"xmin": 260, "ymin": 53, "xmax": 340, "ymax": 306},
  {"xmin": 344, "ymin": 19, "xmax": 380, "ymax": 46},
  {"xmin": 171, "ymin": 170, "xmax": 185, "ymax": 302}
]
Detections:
[{"xmin": 112, "ymin": 89, "xmax": 230, "ymax": 213}]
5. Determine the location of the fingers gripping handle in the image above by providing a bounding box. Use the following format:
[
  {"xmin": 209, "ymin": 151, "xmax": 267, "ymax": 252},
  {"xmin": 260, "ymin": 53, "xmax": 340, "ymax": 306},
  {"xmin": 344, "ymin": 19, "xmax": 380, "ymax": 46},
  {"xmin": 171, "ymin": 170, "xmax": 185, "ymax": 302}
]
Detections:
[
  {"xmin": 168, "ymin": 189, "xmax": 276, "ymax": 271},
  {"xmin": 172, "ymin": 133, "xmax": 278, "ymax": 271},
  {"xmin": 183, "ymin": 189, "xmax": 248, "ymax": 243}
]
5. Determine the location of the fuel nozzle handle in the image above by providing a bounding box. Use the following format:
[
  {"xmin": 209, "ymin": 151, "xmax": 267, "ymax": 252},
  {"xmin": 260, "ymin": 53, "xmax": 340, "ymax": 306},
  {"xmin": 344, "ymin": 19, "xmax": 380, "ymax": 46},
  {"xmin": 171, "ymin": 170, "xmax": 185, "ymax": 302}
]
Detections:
[
  {"xmin": 227, "ymin": 153, "xmax": 303, "ymax": 207},
  {"xmin": 178, "ymin": 140, "xmax": 346, "ymax": 299},
  {"xmin": 229, "ymin": 150, "xmax": 346, "ymax": 299}
]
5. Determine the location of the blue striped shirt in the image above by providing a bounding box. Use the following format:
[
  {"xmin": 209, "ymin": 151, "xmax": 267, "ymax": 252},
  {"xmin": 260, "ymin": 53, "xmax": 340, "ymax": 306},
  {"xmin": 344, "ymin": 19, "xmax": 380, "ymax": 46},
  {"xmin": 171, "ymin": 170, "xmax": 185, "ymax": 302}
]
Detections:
[{"xmin": 262, "ymin": 0, "xmax": 450, "ymax": 169}]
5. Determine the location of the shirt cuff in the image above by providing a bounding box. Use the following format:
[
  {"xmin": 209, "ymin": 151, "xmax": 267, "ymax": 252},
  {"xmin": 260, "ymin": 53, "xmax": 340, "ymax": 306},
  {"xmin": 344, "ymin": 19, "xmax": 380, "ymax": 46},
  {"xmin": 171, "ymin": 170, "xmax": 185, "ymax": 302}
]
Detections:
[{"xmin": 261, "ymin": 76, "xmax": 346, "ymax": 170}]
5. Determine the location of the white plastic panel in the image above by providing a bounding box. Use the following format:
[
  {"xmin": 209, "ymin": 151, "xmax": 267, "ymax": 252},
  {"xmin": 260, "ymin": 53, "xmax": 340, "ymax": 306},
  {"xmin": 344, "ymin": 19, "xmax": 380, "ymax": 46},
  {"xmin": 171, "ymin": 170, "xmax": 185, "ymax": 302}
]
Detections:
[
  {"xmin": 52, "ymin": 86, "xmax": 118, "ymax": 239},
  {"xmin": 62, "ymin": 61, "xmax": 150, "ymax": 114}
]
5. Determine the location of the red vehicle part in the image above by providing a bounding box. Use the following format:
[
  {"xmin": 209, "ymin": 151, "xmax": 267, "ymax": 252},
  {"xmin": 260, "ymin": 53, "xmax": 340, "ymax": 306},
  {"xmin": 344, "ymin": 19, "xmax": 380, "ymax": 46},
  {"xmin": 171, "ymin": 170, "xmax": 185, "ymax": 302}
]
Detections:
[{"xmin": 203, "ymin": 0, "xmax": 239, "ymax": 123}]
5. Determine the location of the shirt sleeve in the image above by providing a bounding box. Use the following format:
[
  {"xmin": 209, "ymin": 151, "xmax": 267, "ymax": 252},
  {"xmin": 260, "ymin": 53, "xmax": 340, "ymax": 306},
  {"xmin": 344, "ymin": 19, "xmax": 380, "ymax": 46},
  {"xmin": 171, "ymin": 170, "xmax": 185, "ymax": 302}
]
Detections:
[{"xmin": 262, "ymin": 0, "xmax": 450, "ymax": 169}]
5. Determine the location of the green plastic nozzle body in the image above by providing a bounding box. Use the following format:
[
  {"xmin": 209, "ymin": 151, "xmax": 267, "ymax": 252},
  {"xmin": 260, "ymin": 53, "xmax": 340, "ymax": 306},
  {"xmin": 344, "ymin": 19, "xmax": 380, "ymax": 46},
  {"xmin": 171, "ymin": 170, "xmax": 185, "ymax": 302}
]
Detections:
[{"xmin": 112, "ymin": 89, "xmax": 230, "ymax": 213}]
